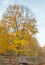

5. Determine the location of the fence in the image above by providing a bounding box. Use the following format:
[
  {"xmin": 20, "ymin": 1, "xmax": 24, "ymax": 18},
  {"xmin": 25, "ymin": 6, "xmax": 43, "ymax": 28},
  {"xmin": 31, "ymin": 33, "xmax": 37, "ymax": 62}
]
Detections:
[{"xmin": 0, "ymin": 55, "xmax": 45, "ymax": 65}]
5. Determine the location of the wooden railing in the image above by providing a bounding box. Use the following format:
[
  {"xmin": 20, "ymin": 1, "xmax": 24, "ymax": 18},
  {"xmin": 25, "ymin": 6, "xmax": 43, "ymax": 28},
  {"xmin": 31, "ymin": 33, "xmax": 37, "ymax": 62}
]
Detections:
[{"xmin": 0, "ymin": 55, "xmax": 45, "ymax": 65}]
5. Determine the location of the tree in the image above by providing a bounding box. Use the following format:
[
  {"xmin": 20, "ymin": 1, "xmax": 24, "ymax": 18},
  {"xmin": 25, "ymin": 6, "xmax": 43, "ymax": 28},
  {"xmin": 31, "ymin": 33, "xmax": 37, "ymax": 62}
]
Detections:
[
  {"xmin": 42, "ymin": 46, "xmax": 45, "ymax": 57},
  {"xmin": 0, "ymin": 5, "xmax": 41, "ymax": 56}
]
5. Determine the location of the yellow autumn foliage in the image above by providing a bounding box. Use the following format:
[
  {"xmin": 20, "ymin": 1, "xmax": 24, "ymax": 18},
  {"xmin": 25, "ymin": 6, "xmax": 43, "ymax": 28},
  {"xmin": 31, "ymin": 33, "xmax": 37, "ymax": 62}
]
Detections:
[{"xmin": 0, "ymin": 5, "xmax": 41, "ymax": 57}]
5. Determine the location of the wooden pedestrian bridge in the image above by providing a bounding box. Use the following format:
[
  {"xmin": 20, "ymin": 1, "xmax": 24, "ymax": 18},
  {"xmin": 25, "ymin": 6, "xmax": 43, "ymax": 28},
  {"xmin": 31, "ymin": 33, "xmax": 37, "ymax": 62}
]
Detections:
[{"xmin": 0, "ymin": 54, "xmax": 45, "ymax": 65}]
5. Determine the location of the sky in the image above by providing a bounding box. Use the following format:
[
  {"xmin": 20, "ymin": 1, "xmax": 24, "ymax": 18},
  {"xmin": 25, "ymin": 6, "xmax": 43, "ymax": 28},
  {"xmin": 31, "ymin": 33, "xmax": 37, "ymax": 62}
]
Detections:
[{"xmin": 0, "ymin": 0, "xmax": 45, "ymax": 46}]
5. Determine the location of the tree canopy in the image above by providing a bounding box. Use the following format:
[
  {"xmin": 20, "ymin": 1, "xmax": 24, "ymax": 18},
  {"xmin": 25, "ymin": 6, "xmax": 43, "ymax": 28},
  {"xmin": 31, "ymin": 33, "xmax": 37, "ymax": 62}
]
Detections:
[{"xmin": 0, "ymin": 5, "xmax": 41, "ymax": 57}]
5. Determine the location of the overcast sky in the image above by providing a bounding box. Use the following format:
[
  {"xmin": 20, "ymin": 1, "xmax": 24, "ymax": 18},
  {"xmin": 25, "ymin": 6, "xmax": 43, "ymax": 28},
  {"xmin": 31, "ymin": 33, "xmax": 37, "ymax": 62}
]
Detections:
[{"xmin": 0, "ymin": 0, "xmax": 45, "ymax": 46}]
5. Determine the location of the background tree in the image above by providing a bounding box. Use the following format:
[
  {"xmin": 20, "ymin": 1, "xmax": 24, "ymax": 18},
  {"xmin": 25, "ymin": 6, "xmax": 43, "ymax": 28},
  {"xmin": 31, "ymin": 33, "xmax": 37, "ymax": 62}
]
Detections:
[
  {"xmin": 42, "ymin": 46, "xmax": 45, "ymax": 57},
  {"xmin": 0, "ymin": 5, "xmax": 41, "ymax": 57}
]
